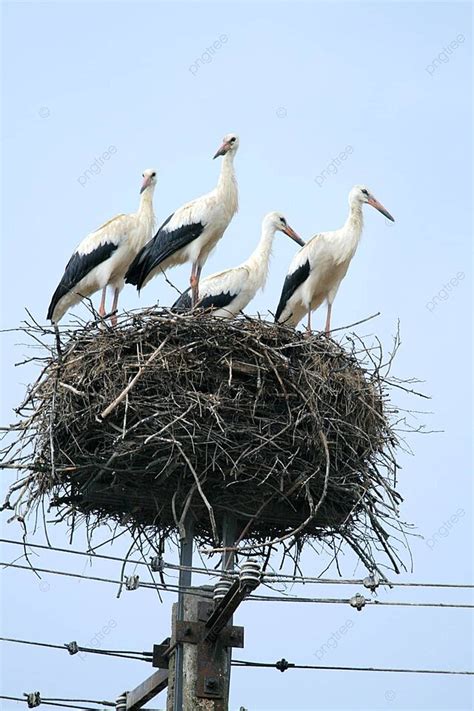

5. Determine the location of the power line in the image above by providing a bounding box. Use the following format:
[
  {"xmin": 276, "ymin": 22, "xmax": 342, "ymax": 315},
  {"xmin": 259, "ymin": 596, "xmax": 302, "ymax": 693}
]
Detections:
[
  {"xmin": 3, "ymin": 561, "xmax": 474, "ymax": 609},
  {"xmin": 33, "ymin": 698, "xmax": 114, "ymax": 707},
  {"xmin": 0, "ymin": 538, "xmax": 221, "ymax": 579},
  {"xmin": 232, "ymin": 658, "xmax": 474, "ymax": 676},
  {"xmin": 0, "ymin": 695, "xmax": 112, "ymax": 710},
  {"xmin": 2, "ymin": 538, "xmax": 473, "ymax": 590},
  {"xmin": 250, "ymin": 593, "xmax": 474, "ymax": 609},
  {"xmin": 0, "ymin": 636, "xmax": 151, "ymax": 663},
  {"xmin": 262, "ymin": 573, "xmax": 474, "ymax": 590},
  {"xmin": 0, "ymin": 560, "xmax": 202, "ymax": 595}
]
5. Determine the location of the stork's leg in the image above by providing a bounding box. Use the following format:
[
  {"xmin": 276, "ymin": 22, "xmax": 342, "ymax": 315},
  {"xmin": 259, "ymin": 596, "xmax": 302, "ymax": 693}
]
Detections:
[
  {"xmin": 325, "ymin": 303, "xmax": 332, "ymax": 334},
  {"xmin": 190, "ymin": 263, "xmax": 202, "ymax": 307},
  {"xmin": 98, "ymin": 287, "xmax": 107, "ymax": 317},
  {"xmin": 195, "ymin": 264, "xmax": 202, "ymax": 303},
  {"xmin": 110, "ymin": 288, "xmax": 120, "ymax": 326},
  {"xmin": 307, "ymin": 310, "xmax": 312, "ymax": 333},
  {"xmin": 190, "ymin": 263, "xmax": 198, "ymax": 307}
]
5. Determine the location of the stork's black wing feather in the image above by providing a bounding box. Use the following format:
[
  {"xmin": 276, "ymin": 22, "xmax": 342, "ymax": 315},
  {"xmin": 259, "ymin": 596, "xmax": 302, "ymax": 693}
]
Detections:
[
  {"xmin": 171, "ymin": 288, "xmax": 192, "ymax": 312},
  {"xmin": 199, "ymin": 291, "xmax": 237, "ymax": 311},
  {"xmin": 274, "ymin": 260, "xmax": 310, "ymax": 323},
  {"xmin": 172, "ymin": 289, "xmax": 237, "ymax": 313},
  {"xmin": 125, "ymin": 212, "xmax": 205, "ymax": 288},
  {"xmin": 47, "ymin": 242, "xmax": 118, "ymax": 320}
]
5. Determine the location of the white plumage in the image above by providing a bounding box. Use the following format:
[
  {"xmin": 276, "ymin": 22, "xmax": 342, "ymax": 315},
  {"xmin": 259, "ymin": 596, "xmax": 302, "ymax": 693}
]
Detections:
[
  {"xmin": 125, "ymin": 134, "xmax": 239, "ymax": 306},
  {"xmin": 47, "ymin": 169, "xmax": 157, "ymax": 324},
  {"xmin": 275, "ymin": 185, "xmax": 394, "ymax": 333},
  {"xmin": 172, "ymin": 212, "xmax": 304, "ymax": 318}
]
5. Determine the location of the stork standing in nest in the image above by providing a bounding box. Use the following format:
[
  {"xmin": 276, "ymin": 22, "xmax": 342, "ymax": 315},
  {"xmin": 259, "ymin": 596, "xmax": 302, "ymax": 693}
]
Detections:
[
  {"xmin": 47, "ymin": 169, "xmax": 157, "ymax": 325},
  {"xmin": 275, "ymin": 185, "xmax": 395, "ymax": 333},
  {"xmin": 172, "ymin": 212, "xmax": 304, "ymax": 318},
  {"xmin": 125, "ymin": 133, "xmax": 239, "ymax": 306}
]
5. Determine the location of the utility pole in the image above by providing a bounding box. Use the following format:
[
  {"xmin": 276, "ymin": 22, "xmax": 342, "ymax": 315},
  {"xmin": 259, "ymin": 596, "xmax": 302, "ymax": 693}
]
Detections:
[
  {"xmin": 119, "ymin": 523, "xmax": 260, "ymax": 711},
  {"xmin": 165, "ymin": 514, "xmax": 243, "ymax": 710}
]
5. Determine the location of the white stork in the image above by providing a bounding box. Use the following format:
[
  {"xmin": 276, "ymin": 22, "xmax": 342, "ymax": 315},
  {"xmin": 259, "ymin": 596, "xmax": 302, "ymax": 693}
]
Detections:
[
  {"xmin": 125, "ymin": 133, "xmax": 239, "ymax": 305},
  {"xmin": 47, "ymin": 169, "xmax": 157, "ymax": 325},
  {"xmin": 172, "ymin": 212, "xmax": 304, "ymax": 318},
  {"xmin": 275, "ymin": 185, "xmax": 395, "ymax": 333}
]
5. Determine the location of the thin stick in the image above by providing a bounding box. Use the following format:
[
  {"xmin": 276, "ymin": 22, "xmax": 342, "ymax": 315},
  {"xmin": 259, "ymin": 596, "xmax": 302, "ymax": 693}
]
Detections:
[
  {"xmin": 175, "ymin": 442, "xmax": 218, "ymax": 544},
  {"xmin": 100, "ymin": 337, "xmax": 170, "ymax": 419}
]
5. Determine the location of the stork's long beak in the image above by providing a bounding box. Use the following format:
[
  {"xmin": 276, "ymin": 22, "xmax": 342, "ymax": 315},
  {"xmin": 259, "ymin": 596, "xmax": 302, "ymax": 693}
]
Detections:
[
  {"xmin": 213, "ymin": 141, "xmax": 231, "ymax": 159},
  {"xmin": 140, "ymin": 175, "xmax": 152, "ymax": 194},
  {"xmin": 282, "ymin": 224, "xmax": 305, "ymax": 246},
  {"xmin": 367, "ymin": 197, "xmax": 395, "ymax": 222}
]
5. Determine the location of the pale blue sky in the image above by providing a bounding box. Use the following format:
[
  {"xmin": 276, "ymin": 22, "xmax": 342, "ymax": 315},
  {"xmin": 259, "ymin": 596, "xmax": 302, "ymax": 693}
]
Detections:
[{"xmin": 1, "ymin": 2, "xmax": 472, "ymax": 710}]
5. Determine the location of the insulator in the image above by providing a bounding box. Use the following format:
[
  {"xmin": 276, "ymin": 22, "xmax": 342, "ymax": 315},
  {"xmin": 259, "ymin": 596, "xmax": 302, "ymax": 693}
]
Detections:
[
  {"xmin": 213, "ymin": 576, "xmax": 232, "ymax": 603},
  {"xmin": 363, "ymin": 573, "xmax": 380, "ymax": 592},
  {"xmin": 25, "ymin": 692, "xmax": 41, "ymax": 708},
  {"xmin": 150, "ymin": 555, "xmax": 164, "ymax": 572},
  {"xmin": 349, "ymin": 592, "xmax": 366, "ymax": 611},
  {"xmin": 275, "ymin": 658, "xmax": 291, "ymax": 672},
  {"xmin": 65, "ymin": 641, "xmax": 79, "ymax": 655},
  {"xmin": 125, "ymin": 575, "xmax": 140, "ymax": 591},
  {"xmin": 239, "ymin": 560, "xmax": 261, "ymax": 591},
  {"xmin": 115, "ymin": 693, "xmax": 127, "ymax": 711}
]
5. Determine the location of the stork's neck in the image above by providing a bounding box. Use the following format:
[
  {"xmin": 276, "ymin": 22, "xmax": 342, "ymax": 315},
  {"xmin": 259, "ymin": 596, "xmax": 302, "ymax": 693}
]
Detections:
[
  {"xmin": 216, "ymin": 152, "xmax": 238, "ymax": 215},
  {"xmin": 135, "ymin": 188, "xmax": 156, "ymax": 247},
  {"xmin": 138, "ymin": 187, "xmax": 155, "ymax": 216},
  {"xmin": 244, "ymin": 222, "xmax": 275, "ymax": 288},
  {"xmin": 343, "ymin": 200, "xmax": 364, "ymax": 237}
]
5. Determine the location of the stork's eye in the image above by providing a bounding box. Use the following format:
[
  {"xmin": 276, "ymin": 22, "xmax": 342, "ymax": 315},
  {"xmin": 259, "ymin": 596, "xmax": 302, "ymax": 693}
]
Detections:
[
  {"xmin": 230, "ymin": 137, "xmax": 236, "ymax": 143},
  {"xmin": 281, "ymin": 217, "xmax": 287, "ymax": 225},
  {"xmin": 361, "ymin": 189, "xmax": 369, "ymax": 196},
  {"xmin": 151, "ymin": 172, "xmax": 156, "ymax": 177}
]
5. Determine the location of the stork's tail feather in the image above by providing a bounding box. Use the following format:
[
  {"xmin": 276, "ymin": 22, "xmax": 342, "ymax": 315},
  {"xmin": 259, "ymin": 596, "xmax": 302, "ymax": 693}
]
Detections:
[
  {"xmin": 171, "ymin": 289, "xmax": 192, "ymax": 312},
  {"xmin": 124, "ymin": 256, "xmax": 143, "ymax": 288}
]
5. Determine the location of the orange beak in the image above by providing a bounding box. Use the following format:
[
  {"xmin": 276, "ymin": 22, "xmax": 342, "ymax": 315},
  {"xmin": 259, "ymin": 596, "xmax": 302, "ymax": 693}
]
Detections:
[
  {"xmin": 367, "ymin": 196, "xmax": 395, "ymax": 222},
  {"xmin": 213, "ymin": 141, "xmax": 231, "ymax": 159},
  {"xmin": 140, "ymin": 175, "xmax": 152, "ymax": 193},
  {"xmin": 282, "ymin": 224, "xmax": 305, "ymax": 246}
]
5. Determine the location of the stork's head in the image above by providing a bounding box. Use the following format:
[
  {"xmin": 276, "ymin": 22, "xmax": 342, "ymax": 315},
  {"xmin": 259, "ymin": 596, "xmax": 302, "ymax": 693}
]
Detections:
[
  {"xmin": 349, "ymin": 185, "xmax": 395, "ymax": 222},
  {"xmin": 213, "ymin": 133, "xmax": 239, "ymax": 159},
  {"xmin": 265, "ymin": 212, "xmax": 305, "ymax": 246},
  {"xmin": 140, "ymin": 169, "xmax": 157, "ymax": 193}
]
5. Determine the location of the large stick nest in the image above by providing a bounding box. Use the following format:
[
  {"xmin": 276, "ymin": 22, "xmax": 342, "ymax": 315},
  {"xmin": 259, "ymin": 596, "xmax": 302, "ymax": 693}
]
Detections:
[{"xmin": 1, "ymin": 310, "xmax": 420, "ymax": 575}]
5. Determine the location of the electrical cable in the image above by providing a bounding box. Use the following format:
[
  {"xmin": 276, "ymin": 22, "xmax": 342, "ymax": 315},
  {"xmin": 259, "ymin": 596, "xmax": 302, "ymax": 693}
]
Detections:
[
  {"xmin": 3, "ymin": 561, "xmax": 473, "ymax": 609},
  {"xmin": 2, "ymin": 538, "xmax": 473, "ymax": 590},
  {"xmin": 0, "ymin": 636, "xmax": 151, "ymax": 662},
  {"xmin": 0, "ymin": 695, "xmax": 112, "ymax": 710},
  {"xmin": 231, "ymin": 658, "xmax": 474, "ymax": 676}
]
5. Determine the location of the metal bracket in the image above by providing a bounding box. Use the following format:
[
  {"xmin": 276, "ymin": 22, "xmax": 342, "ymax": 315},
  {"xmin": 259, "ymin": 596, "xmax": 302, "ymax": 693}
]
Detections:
[
  {"xmin": 175, "ymin": 620, "xmax": 244, "ymax": 649},
  {"xmin": 195, "ymin": 636, "xmax": 229, "ymax": 700},
  {"xmin": 169, "ymin": 616, "xmax": 244, "ymax": 701},
  {"xmin": 152, "ymin": 638, "xmax": 171, "ymax": 669}
]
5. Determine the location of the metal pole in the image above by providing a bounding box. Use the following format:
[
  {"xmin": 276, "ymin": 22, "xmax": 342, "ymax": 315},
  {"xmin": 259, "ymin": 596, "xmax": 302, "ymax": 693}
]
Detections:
[
  {"xmin": 221, "ymin": 514, "xmax": 237, "ymax": 701},
  {"xmin": 173, "ymin": 519, "xmax": 194, "ymax": 711},
  {"xmin": 222, "ymin": 514, "xmax": 237, "ymax": 574}
]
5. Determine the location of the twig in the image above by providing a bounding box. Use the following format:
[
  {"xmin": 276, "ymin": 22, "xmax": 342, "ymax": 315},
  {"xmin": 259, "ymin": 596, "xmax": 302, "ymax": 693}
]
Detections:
[{"xmin": 100, "ymin": 337, "xmax": 170, "ymax": 419}]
